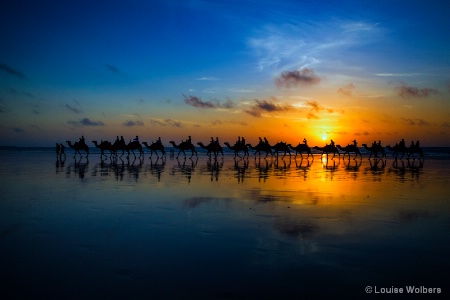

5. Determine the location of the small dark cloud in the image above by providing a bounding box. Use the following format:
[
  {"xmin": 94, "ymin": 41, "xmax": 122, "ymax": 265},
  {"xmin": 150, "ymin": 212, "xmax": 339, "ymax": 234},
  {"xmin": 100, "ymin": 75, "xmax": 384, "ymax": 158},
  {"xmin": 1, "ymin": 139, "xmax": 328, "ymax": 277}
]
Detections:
[
  {"xmin": 306, "ymin": 112, "xmax": 319, "ymax": 120},
  {"xmin": 12, "ymin": 127, "xmax": 25, "ymax": 133},
  {"xmin": 245, "ymin": 99, "xmax": 295, "ymax": 117},
  {"xmin": 66, "ymin": 104, "xmax": 82, "ymax": 114},
  {"xmin": 397, "ymin": 84, "xmax": 438, "ymax": 98},
  {"xmin": 401, "ymin": 118, "xmax": 430, "ymax": 126},
  {"xmin": 68, "ymin": 118, "xmax": 105, "ymax": 127},
  {"xmin": 30, "ymin": 125, "xmax": 44, "ymax": 133},
  {"xmin": 354, "ymin": 131, "xmax": 370, "ymax": 136},
  {"xmin": 149, "ymin": 118, "xmax": 182, "ymax": 128},
  {"xmin": 337, "ymin": 83, "xmax": 355, "ymax": 96},
  {"xmin": 306, "ymin": 100, "xmax": 320, "ymax": 112},
  {"xmin": 123, "ymin": 120, "xmax": 144, "ymax": 127},
  {"xmin": 0, "ymin": 63, "xmax": 26, "ymax": 79},
  {"xmin": 105, "ymin": 64, "xmax": 120, "ymax": 73},
  {"xmin": 275, "ymin": 68, "xmax": 320, "ymax": 88},
  {"xmin": 183, "ymin": 95, "xmax": 235, "ymax": 109}
]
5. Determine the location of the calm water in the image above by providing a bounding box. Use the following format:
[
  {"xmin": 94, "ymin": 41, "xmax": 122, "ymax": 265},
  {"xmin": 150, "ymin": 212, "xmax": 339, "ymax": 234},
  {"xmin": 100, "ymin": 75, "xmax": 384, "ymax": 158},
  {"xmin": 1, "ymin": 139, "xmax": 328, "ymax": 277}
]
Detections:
[{"xmin": 1, "ymin": 148, "xmax": 449, "ymax": 299}]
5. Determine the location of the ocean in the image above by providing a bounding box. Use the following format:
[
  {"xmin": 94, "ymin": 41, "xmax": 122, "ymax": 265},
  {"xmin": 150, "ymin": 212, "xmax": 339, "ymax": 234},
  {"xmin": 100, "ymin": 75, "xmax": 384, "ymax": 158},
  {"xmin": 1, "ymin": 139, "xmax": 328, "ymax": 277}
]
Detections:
[{"xmin": 1, "ymin": 147, "xmax": 449, "ymax": 299}]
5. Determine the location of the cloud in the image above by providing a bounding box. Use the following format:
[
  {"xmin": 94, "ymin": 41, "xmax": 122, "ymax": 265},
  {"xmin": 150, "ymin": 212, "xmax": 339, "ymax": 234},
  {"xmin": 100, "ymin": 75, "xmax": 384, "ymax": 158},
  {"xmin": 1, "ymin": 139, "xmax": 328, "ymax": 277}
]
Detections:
[
  {"xmin": 183, "ymin": 95, "xmax": 235, "ymax": 109},
  {"xmin": 401, "ymin": 118, "xmax": 430, "ymax": 126},
  {"xmin": 105, "ymin": 64, "xmax": 120, "ymax": 73},
  {"xmin": 354, "ymin": 131, "xmax": 370, "ymax": 136},
  {"xmin": 244, "ymin": 99, "xmax": 296, "ymax": 117},
  {"xmin": 275, "ymin": 68, "xmax": 320, "ymax": 88},
  {"xmin": 397, "ymin": 84, "xmax": 438, "ymax": 98},
  {"xmin": 196, "ymin": 77, "xmax": 219, "ymax": 81},
  {"xmin": 12, "ymin": 127, "xmax": 25, "ymax": 133},
  {"xmin": 306, "ymin": 100, "xmax": 320, "ymax": 112},
  {"xmin": 149, "ymin": 118, "xmax": 183, "ymax": 128},
  {"xmin": 375, "ymin": 73, "xmax": 419, "ymax": 77},
  {"xmin": 123, "ymin": 120, "xmax": 144, "ymax": 127},
  {"xmin": 65, "ymin": 104, "xmax": 82, "ymax": 114},
  {"xmin": 337, "ymin": 83, "xmax": 355, "ymax": 96},
  {"xmin": 0, "ymin": 63, "xmax": 26, "ymax": 79},
  {"xmin": 68, "ymin": 118, "xmax": 105, "ymax": 127},
  {"xmin": 306, "ymin": 112, "xmax": 319, "ymax": 120}
]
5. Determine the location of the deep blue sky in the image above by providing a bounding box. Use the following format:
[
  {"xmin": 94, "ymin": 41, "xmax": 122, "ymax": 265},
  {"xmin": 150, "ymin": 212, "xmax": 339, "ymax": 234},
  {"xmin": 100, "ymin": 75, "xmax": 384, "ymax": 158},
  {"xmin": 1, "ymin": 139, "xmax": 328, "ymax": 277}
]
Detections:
[{"xmin": 1, "ymin": 0, "xmax": 449, "ymax": 146}]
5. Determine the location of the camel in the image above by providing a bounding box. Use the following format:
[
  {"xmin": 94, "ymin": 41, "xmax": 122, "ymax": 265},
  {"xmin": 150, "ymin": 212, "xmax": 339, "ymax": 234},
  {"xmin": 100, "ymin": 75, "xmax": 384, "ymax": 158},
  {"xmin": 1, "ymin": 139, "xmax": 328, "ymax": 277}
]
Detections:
[
  {"xmin": 125, "ymin": 141, "xmax": 144, "ymax": 158},
  {"xmin": 386, "ymin": 144, "xmax": 406, "ymax": 159},
  {"xmin": 142, "ymin": 141, "xmax": 166, "ymax": 158},
  {"xmin": 92, "ymin": 140, "xmax": 114, "ymax": 158},
  {"xmin": 246, "ymin": 142, "xmax": 272, "ymax": 158},
  {"xmin": 169, "ymin": 141, "xmax": 197, "ymax": 159},
  {"xmin": 362, "ymin": 144, "xmax": 386, "ymax": 159},
  {"xmin": 197, "ymin": 142, "xmax": 223, "ymax": 158},
  {"xmin": 288, "ymin": 143, "xmax": 312, "ymax": 159},
  {"xmin": 224, "ymin": 142, "xmax": 249, "ymax": 158},
  {"xmin": 66, "ymin": 140, "xmax": 89, "ymax": 158},
  {"xmin": 407, "ymin": 145, "xmax": 424, "ymax": 160},
  {"xmin": 313, "ymin": 144, "xmax": 340, "ymax": 159},
  {"xmin": 271, "ymin": 142, "xmax": 291, "ymax": 158},
  {"xmin": 336, "ymin": 144, "xmax": 361, "ymax": 160}
]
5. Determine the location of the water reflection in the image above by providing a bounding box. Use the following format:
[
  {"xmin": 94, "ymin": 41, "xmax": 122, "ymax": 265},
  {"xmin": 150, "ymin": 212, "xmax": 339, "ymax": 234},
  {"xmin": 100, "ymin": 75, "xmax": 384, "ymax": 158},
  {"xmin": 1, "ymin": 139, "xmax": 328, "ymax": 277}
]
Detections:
[{"xmin": 53, "ymin": 154, "xmax": 431, "ymax": 184}]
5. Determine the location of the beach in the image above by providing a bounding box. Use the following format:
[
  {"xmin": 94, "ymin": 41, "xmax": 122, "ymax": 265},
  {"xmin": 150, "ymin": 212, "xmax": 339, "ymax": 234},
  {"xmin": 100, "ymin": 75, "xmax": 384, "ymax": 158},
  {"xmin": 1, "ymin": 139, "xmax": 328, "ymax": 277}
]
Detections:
[{"xmin": 1, "ymin": 148, "xmax": 449, "ymax": 299}]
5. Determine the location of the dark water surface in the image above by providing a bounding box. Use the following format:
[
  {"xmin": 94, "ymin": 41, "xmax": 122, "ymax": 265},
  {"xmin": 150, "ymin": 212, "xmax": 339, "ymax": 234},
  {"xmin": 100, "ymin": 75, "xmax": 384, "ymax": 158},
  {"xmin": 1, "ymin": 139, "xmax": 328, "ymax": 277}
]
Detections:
[{"xmin": 1, "ymin": 149, "xmax": 449, "ymax": 299}]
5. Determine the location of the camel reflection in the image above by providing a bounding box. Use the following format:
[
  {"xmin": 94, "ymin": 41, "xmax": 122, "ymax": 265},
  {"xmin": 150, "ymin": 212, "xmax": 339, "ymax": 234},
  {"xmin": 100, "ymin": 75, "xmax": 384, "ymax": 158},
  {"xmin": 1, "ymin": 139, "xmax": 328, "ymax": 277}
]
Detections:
[
  {"xmin": 126, "ymin": 157, "xmax": 144, "ymax": 182},
  {"xmin": 65, "ymin": 157, "xmax": 89, "ymax": 179},
  {"xmin": 205, "ymin": 157, "xmax": 223, "ymax": 182},
  {"xmin": 170, "ymin": 157, "xmax": 198, "ymax": 183},
  {"xmin": 145, "ymin": 157, "xmax": 166, "ymax": 181},
  {"xmin": 254, "ymin": 158, "xmax": 271, "ymax": 182},
  {"xmin": 294, "ymin": 158, "xmax": 313, "ymax": 180},
  {"xmin": 233, "ymin": 157, "xmax": 249, "ymax": 183}
]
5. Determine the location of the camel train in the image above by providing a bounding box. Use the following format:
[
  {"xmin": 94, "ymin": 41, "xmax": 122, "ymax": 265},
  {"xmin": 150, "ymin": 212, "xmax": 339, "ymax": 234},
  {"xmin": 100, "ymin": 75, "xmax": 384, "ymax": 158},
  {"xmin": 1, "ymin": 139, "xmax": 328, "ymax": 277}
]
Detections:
[{"xmin": 64, "ymin": 135, "xmax": 424, "ymax": 160}]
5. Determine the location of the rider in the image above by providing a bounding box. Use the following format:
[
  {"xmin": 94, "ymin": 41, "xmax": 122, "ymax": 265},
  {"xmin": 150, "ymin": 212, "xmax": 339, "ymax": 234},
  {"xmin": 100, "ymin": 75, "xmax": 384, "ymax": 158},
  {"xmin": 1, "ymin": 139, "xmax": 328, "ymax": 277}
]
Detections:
[
  {"xmin": 157, "ymin": 137, "xmax": 162, "ymax": 144},
  {"xmin": 303, "ymin": 138, "xmax": 308, "ymax": 145},
  {"xmin": 133, "ymin": 135, "xmax": 139, "ymax": 143},
  {"xmin": 352, "ymin": 139, "xmax": 357, "ymax": 147},
  {"xmin": 241, "ymin": 136, "xmax": 246, "ymax": 146},
  {"xmin": 330, "ymin": 139, "xmax": 335, "ymax": 147},
  {"xmin": 215, "ymin": 137, "xmax": 219, "ymax": 144},
  {"xmin": 187, "ymin": 136, "xmax": 192, "ymax": 144}
]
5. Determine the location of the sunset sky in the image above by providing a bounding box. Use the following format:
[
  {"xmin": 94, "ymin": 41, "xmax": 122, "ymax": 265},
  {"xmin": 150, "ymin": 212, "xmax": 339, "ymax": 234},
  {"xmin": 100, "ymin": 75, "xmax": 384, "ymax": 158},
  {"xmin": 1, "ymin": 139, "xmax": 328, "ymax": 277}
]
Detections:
[{"xmin": 1, "ymin": 0, "xmax": 449, "ymax": 147}]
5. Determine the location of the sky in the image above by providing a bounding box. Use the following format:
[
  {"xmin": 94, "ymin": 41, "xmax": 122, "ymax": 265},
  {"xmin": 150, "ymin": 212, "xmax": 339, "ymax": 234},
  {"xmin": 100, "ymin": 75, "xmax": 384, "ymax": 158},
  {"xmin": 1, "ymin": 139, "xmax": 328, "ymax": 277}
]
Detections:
[{"xmin": 1, "ymin": 0, "xmax": 449, "ymax": 147}]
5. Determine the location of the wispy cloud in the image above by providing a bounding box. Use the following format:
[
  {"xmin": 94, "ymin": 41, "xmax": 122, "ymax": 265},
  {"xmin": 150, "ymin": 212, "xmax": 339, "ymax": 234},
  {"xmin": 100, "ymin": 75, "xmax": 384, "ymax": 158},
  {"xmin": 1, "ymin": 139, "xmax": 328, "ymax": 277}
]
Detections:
[
  {"xmin": 196, "ymin": 77, "xmax": 219, "ymax": 81},
  {"xmin": 105, "ymin": 64, "xmax": 120, "ymax": 73},
  {"xmin": 183, "ymin": 95, "xmax": 235, "ymax": 109},
  {"xmin": 244, "ymin": 98, "xmax": 296, "ymax": 117},
  {"xmin": 375, "ymin": 73, "xmax": 419, "ymax": 77},
  {"xmin": 248, "ymin": 20, "xmax": 381, "ymax": 73},
  {"xmin": 149, "ymin": 118, "xmax": 183, "ymax": 128},
  {"xmin": 401, "ymin": 118, "xmax": 430, "ymax": 126},
  {"xmin": 65, "ymin": 104, "xmax": 82, "ymax": 114},
  {"xmin": 68, "ymin": 118, "xmax": 105, "ymax": 127},
  {"xmin": 0, "ymin": 63, "xmax": 26, "ymax": 79},
  {"xmin": 337, "ymin": 83, "xmax": 355, "ymax": 97},
  {"xmin": 123, "ymin": 120, "xmax": 144, "ymax": 127},
  {"xmin": 275, "ymin": 68, "xmax": 320, "ymax": 88},
  {"xmin": 397, "ymin": 84, "xmax": 438, "ymax": 98}
]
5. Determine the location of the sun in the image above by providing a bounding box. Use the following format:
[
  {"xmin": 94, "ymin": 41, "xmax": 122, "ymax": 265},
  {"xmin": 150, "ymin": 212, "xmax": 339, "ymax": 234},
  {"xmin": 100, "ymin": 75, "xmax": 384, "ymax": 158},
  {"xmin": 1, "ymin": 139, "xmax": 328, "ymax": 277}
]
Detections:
[{"xmin": 321, "ymin": 134, "xmax": 327, "ymax": 141}]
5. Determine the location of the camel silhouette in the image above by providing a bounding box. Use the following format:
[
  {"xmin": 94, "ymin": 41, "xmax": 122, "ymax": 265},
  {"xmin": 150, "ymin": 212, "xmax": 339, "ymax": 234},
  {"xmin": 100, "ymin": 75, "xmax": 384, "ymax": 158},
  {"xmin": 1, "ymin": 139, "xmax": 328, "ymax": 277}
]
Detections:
[
  {"xmin": 313, "ymin": 144, "xmax": 340, "ymax": 159},
  {"xmin": 337, "ymin": 144, "xmax": 361, "ymax": 160},
  {"xmin": 66, "ymin": 140, "xmax": 89, "ymax": 158},
  {"xmin": 362, "ymin": 144, "xmax": 386, "ymax": 159},
  {"xmin": 197, "ymin": 142, "xmax": 224, "ymax": 158},
  {"xmin": 125, "ymin": 141, "xmax": 144, "ymax": 158},
  {"xmin": 246, "ymin": 142, "xmax": 272, "ymax": 158},
  {"xmin": 386, "ymin": 144, "xmax": 423, "ymax": 160},
  {"xmin": 169, "ymin": 141, "xmax": 197, "ymax": 159},
  {"xmin": 142, "ymin": 141, "xmax": 166, "ymax": 158},
  {"xmin": 271, "ymin": 142, "xmax": 291, "ymax": 158},
  {"xmin": 288, "ymin": 143, "xmax": 312, "ymax": 159},
  {"xmin": 92, "ymin": 140, "xmax": 114, "ymax": 158},
  {"xmin": 224, "ymin": 142, "xmax": 249, "ymax": 158}
]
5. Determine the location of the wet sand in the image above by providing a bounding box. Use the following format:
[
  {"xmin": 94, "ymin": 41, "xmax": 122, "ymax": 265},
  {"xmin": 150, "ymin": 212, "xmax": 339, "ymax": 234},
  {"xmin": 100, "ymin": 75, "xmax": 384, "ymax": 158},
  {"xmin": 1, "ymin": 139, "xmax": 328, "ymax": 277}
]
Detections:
[{"xmin": 1, "ymin": 149, "xmax": 449, "ymax": 299}]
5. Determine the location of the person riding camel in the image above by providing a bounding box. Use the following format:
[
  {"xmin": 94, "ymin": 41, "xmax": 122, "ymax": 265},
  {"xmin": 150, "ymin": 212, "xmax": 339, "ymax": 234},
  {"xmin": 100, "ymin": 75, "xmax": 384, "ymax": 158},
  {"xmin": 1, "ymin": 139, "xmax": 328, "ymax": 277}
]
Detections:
[
  {"xmin": 133, "ymin": 135, "xmax": 139, "ymax": 143},
  {"xmin": 215, "ymin": 137, "xmax": 219, "ymax": 144},
  {"xmin": 352, "ymin": 139, "xmax": 357, "ymax": 147},
  {"xmin": 241, "ymin": 137, "xmax": 246, "ymax": 146},
  {"xmin": 303, "ymin": 138, "xmax": 308, "ymax": 145},
  {"xmin": 330, "ymin": 139, "xmax": 335, "ymax": 147},
  {"xmin": 187, "ymin": 136, "xmax": 192, "ymax": 145},
  {"xmin": 157, "ymin": 137, "xmax": 162, "ymax": 144}
]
